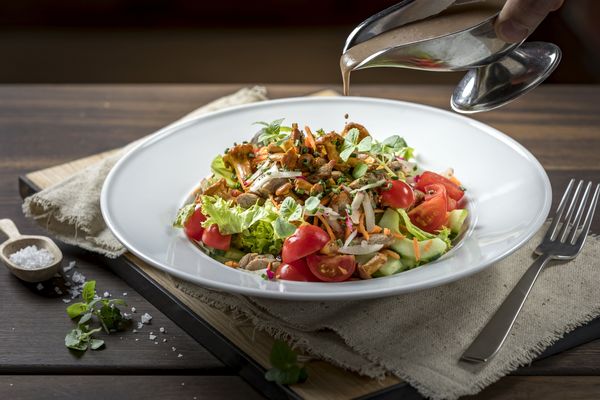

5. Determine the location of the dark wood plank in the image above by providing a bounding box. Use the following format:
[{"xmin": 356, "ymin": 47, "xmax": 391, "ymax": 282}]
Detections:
[
  {"xmin": 467, "ymin": 376, "xmax": 600, "ymax": 400},
  {"xmin": 0, "ymin": 243, "xmax": 225, "ymax": 373},
  {"xmin": 0, "ymin": 375, "xmax": 264, "ymax": 400}
]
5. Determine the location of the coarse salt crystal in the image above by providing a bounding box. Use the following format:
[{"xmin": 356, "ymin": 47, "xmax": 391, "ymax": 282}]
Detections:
[
  {"xmin": 62, "ymin": 298, "xmax": 71, "ymax": 304},
  {"xmin": 149, "ymin": 334, "xmax": 157, "ymax": 340},
  {"xmin": 141, "ymin": 313, "xmax": 152, "ymax": 324},
  {"xmin": 137, "ymin": 322, "xmax": 143, "ymax": 329},
  {"xmin": 177, "ymin": 353, "xmax": 183, "ymax": 358},
  {"xmin": 171, "ymin": 346, "xmax": 176, "ymax": 352},
  {"xmin": 71, "ymin": 271, "xmax": 86, "ymax": 284},
  {"xmin": 9, "ymin": 245, "xmax": 54, "ymax": 269},
  {"xmin": 103, "ymin": 291, "xmax": 110, "ymax": 298},
  {"xmin": 131, "ymin": 307, "xmax": 136, "ymax": 313},
  {"xmin": 162, "ymin": 339, "xmax": 167, "ymax": 343},
  {"xmin": 123, "ymin": 292, "xmax": 127, "ymax": 296},
  {"xmin": 63, "ymin": 261, "xmax": 76, "ymax": 272},
  {"xmin": 159, "ymin": 327, "xmax": 165, "ymax": 333},
  {"xmin": 36, "ymin": 283, "xmax": 44, "ymax": 291},
  {"xmin": 54, "ymin": 287, "xmax": 63, "ymax": 295}
]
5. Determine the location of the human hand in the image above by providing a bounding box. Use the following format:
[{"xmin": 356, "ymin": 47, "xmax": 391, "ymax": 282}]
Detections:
[{"xmin": 495, "ymin": 0, "xmax": 565, "ymax": 43}]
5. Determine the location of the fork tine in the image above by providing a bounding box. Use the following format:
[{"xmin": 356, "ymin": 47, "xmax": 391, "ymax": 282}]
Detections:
[
  {"xmin": 568, "ymin": 182, "xmax": 592, "ymax": 244},
  {"xmin": 575, "ymin": 183, "xmax": 600, "ymax": 249},
  {"xmin": 545, "ymin": 178, "xmax": 575, "ymax": 241},
  {"xmin": 558, "ymin": 180, "xmax": 584, "ymax": 242}
]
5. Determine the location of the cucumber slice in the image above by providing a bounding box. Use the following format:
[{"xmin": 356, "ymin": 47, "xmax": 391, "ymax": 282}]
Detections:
[
  {"xmin": 390, "ymin": 237, "xmax": 447, "ymax": 263},
  {"xmin": 373, "ymin": 258, "xmax": 405, "ymax": 277},
  {"xmin": 448, "ymin": 209, "xmax": 468, "ymax": 234},
  {"xmin": 378, "ymin": 208, "xmax": 400, "ymax": 233}
]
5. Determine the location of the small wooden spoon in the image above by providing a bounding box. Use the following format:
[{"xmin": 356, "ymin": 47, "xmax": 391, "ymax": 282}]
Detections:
[{"xmin": 0, "ymin": 219, "xmax": 63, "ymax": 282}]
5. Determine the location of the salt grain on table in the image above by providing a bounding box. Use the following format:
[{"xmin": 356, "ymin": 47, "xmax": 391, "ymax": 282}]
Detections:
[
  {"xmin": 9, "ymin": 245, "xmax": 54, "ymax": 269},
  {"xmin": 141, "ymin": 312, "xmax": 152, "ymax": 324},
  {"xmin": 63, "ymin": 260, "xmax": 76, "ymax": 273},
  {"xmin": 36, "ymin": 283, "xmax": 44, "ymax": 291}
]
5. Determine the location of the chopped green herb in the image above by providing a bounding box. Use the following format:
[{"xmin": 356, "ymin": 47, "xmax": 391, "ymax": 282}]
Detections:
[{"xmin": 264, "ymin": 340, "xmax": 308, "ymax": 385}]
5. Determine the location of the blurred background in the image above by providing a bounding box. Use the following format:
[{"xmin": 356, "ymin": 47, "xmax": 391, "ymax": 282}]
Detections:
[{"xmin": 1, "ymin": 0, "xmax": 598, "ymax": 85}]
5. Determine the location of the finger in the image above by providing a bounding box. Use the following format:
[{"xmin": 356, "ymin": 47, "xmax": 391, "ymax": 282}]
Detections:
[{"xmin": 495, "ymin": 0, "xmax": 565, "ymax": 43}]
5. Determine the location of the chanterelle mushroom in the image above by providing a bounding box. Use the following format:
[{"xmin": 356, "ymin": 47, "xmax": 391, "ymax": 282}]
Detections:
[{"xmin": 223, "ymin": 143, "xmax": 254, "ymax": 186}]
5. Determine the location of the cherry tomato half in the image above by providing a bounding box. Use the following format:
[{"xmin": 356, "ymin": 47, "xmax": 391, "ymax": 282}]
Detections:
[
  {"xmin": 416, "ymin": 171, "xmax": 464, "ymax": 201},
  {"xmin": 424, "ymin": 183, "xmax": 456, "ymax": 212},
  {"xmin": 201, "ymin": 224, "xmax": 231, "ymax": 251},
  {"xmin": 276, "ymin": 258, "xmax": 319, "ymax": 282},
  {"xmin": 282, "ymin": 225, "xmax": 330, "ymax": 264},
  {"xmin": 306, "ymin": 254, "xmax": 356, "ymax": 282},
  {"xmin": 184, "ymin": 206, "xmax": 207, "ymax": 241},
  {"xmin": 380, "ymin": 179, "xmax": 415, "ymax": 209},
  {"xmin": 408, "ymin": 186, "xmax": 448, "ymax": 233}
]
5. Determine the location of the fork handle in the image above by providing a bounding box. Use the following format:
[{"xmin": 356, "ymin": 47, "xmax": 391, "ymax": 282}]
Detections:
[{"xmin": 461, "ymin": 254, "xmax": 551, "ymax": 363}]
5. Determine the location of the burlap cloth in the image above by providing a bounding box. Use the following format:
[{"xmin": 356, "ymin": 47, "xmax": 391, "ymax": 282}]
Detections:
[{"xmin": 22, "ymin": 87, "xmax": 600, "ymax": 399}]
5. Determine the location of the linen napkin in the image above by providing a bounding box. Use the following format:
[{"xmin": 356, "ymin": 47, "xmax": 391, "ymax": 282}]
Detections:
[{"xmin": 21, "ymin": 87, "xmax": 600, "ymax": 399}]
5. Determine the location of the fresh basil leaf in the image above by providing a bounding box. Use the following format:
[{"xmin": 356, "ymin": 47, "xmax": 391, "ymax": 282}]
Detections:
[
  {"xmin": 279, "ymin": 197, "xmax": 303, "ymax": 221},
  {"xmin": 356, "ymin": 136, "xmax": 372, "ymax": 152},
  {"xmin": 270, "ymin": 340, "xmax": 298, "ymax": 370},
  {"xmin": 274, "ymin": 218, "xmax": 297, "ymax": 239},
  {"xmin": 172, "ymin": 203, "xmax": 196, "ymax": 228},
  {"xmin": 352, "ymin": 162, "xmax": 368, "ymax": 179},
  {"xmin": 81, "ymin": 280, "xmax": 96, "ymax": 303},
  {"xmin": 345, "ymin": 128, "xmax": 360, "ymax": 145},
  {"xmin": 78, "ymin": 312, "xmax": 93, "ymax": 325},
  {"xmin": 89, "ymin": 339, "xmax": 105, "ymax": 350},
  {"xmin": 303, "ymin": 196, "xmax": 321, "ymax": 214},
  {"xmin": 339, "ymin": 145, "xmax": 355, "ymax": 162},
  {"xmin": 65, "ymin": 329, "xmax": 88, "ymax": 351},
  {"xmin": 66, "ymin": 302, "xmax": 88, "ymax": 319}
]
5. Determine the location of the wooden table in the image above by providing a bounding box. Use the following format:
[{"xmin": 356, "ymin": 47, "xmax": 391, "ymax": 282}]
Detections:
[{"xmin": 1, "ymin": 84, "xmax": 599, "ymax": 399}]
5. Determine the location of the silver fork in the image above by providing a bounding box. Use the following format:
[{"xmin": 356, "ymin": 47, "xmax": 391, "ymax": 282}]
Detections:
[{"xmin": 461, "ymin": 179, "xmax": 600, "ymax": 363}]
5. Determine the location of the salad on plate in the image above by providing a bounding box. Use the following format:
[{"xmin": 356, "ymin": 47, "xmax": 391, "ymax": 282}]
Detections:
[{"xmin": 173, "ymin": 119, "xmax": 468, "ymax": 282}]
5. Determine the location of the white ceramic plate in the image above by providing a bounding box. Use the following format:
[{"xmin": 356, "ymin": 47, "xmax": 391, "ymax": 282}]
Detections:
[{"xmin": 101, "ymin": 97, "xmax": 551, "ymax": 300}]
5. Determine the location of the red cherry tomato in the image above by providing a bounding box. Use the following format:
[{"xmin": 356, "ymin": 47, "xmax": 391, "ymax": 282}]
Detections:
[
  {"xmin": 380, "ymin": 179, "xmax": 415, "ymax": 209},
  {"xmin": 276, "ymin": 258, "xmax": 319, "ymax": 282},
  {"xmin": 423, "ymin": 183, "xmax": 457, "ymax": 212},
  {"xmin": 184, "ymin": 206, "xmax": 207, "ymax": 241},
  {"xmin": 201, "ymin": 224, "xmax": 231, "ymax": 251},
  {"xmin": 282, "ymin": 225, "xmax": 330, "ymax": 264},
  {"xmin": 306, "ymin": 254, "xmax": 356, "ymax": 282},
  {"xmin": 416, "ymin": 171, "xmax": 464, "ymax": 201},
  {"xmin": 408, "ymin": 187, "xmax": 448, "ymax": 233}
]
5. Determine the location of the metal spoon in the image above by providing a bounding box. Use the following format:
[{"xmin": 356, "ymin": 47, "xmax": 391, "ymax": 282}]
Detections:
[{"xmin": 0, "ymin": 219, "xmax": 63, "ymax": 282}]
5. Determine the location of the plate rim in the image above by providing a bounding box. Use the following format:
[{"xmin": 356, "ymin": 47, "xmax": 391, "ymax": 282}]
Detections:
[{"xmin": 101, "ymin": 95, "xmax": 552, "ymax": 300}]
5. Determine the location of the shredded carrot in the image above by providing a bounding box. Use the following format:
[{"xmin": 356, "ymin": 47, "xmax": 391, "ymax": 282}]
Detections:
[
  {"xmin": 224, "ymin": 261, "xmax": 239, "ymax": 268},
  {"xmin": 370, "ymin": 225, "xmax": 382, "ymax": 234},
  {"xmin": 304, "ymin": 126, "xmax": 317, "ymax": 151},
  {"xmin": 316, "ymin": 214, "xmax": 336, "ymax": 242},
  {"xmin": 358, "ymin": 213, "xmax": 370, "ymax": 241},
  {"xmin": 413, "ymin": 237, "xmax": 421, "ymax": 262},
  {"xmin": 269, "ymin": 195, "xmax": 280, "ymax": 209},
  {"xmin": 392, "ymin": 232, "xmax": 405, "ymax": 240},
  {"xmin": 423, "ymin": 239, "xmax": 433, "ymax": 253},
  {"xmin": 383, "ymin": 249, "xmax": 400, "ymax": 259},
  {"xmin": 313, "ymin": 216, "xmax": 319, "ymax": 226},
  {"xmin": 383, "ymin": 227, "xmax": 391, "ymax": 236}
]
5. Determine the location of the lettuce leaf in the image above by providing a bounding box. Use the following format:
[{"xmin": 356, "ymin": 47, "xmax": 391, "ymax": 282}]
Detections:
[
  {"xmin": 200, "ymin": 195, "xmax": 269, "ymax": 235},
  {"xmin": 233, "ymin": 220, "xmax": 283, "ymax": 255},
  {"xmin": 173, "ymin": 203, "xmax": 196, "ymax": 228},
  {"xmin": 211, "ymin": 155, "xmax": 237, "ymax": 187},
  {"xmin": 396, "ymin": 209, "xmax": 451, "ymax": 247},
  {"xmin": 396, "ymin": 209, "xmax": 436, "ymax": 241}
]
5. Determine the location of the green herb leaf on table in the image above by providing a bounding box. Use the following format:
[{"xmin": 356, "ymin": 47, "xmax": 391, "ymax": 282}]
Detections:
[
  {"xmin": 64, "ymin": 280, "xmax": 128, "ymax": 353},
  {"xmin": 264, "ymin": 340, "xmax": 308, "ymax": 385}
]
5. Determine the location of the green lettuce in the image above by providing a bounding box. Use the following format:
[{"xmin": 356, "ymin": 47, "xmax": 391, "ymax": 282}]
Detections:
[
  {"xmin": 211, "ymin": 155, "xmax": 237, "ymax": 187},
  {"xmin": 233, "ymin": 220, "xmax": 283, "ymax": 255},
  {"xmin": 200, "ymin": 195, "xmax": 269, "ymax": 235},
  {"xmin": 396, "ymin": 209, "xmax": 451, "ymax": 247}
]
